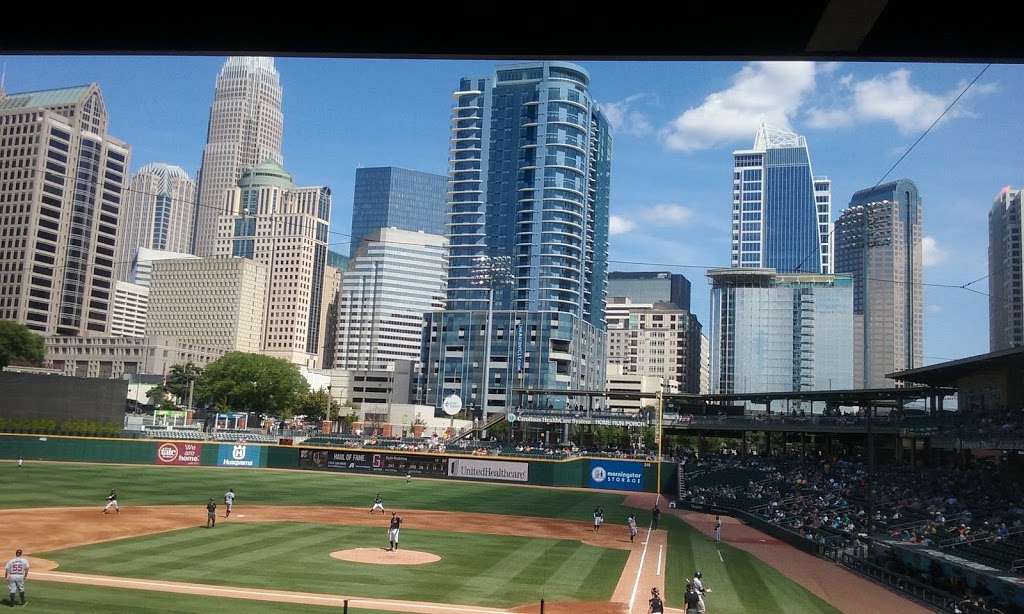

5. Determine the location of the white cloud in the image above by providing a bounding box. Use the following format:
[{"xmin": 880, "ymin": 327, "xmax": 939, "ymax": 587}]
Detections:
[
  {"xmin": 927, "ymin": 304, "xmax": 943, "ymax": 314},
  {"xmin": 600, "ymin": 94, "xmax": 654, "ymax": 137},
  {"xmin": 641, "ymin": 203, "xmax": 695, "ymax": 226},
  {"xmin": 805, "ymin": 69, "xmax": 998, "ymax": 134},
  {"xmin": 661, "ymin": 62, "xmax": 818, "ymax": 152},
  {"xmin": 922, "ymin": 236, "xmax": 947, "ymax": 267},
  {"xmin": 609, "ymin": 215, "xmax": 637, "ymax": 235},
  {"xmin": 819, "ymin": 62, "xmax": 842, "ymax": 75}
]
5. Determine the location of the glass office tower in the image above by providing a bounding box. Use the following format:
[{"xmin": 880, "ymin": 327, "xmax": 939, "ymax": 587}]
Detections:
[
  {"xmin": 349, "ymin": 167, "xmax": 447, "ymax": 257},
  {"xmin": 418, "ymin": 61, "xmax": 611, "ymax": 415}
]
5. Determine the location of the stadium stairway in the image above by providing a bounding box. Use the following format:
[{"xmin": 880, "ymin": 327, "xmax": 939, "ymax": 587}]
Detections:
[{"xmin": 447, "ymin": 413, "xmax": 507, "ymax": 444}]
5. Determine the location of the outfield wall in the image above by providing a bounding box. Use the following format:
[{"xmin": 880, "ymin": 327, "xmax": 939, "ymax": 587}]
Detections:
[{"xmin": 0, "ymin": 433, "xmax": 667, "ymax": 493}]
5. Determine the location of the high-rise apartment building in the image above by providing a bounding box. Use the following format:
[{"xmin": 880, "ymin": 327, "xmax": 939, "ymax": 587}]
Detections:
[
  {"xmin": 709, "ymin": 268, "xmax": 853, "ymax": 409},
  {"xmin": 349, "ymin": 167, "xmax": 447, "ymax": 258},
  {"xmin": 605, "ymin": 297, "xmax": 702, "ymax": 393},
  {"xmin": 110, "ymin": 281, "xmax": 149, "ymax": 338},
  {"xmin": 731, "ymin": 124, "xmax": 831, "ymax": 274},
  {"xmin": 217, "ymin": 160, "xmax": 330, "ymax": 367},
  {"xmin": 835, "ymin": 179, "xmax": 923, "ymax": 387},
  {"xmin": 0, "ymin": 84, "xmax": 130, "ymax": 336},
  {"xmin": 117, "ymin": 163, "xmax": 196, "ymax": 280},
  {"xmin": 123, "ymin": 247, "xmax": 200, "ymax": 288},
  {"xmin": 335, "ymin": 228, "xmax": 447, "ymax": 370},
  {"xmin": 700, "ymin": 333, "xmax": 710, "ymax": 394},
  {"xmin": 607, "ymin": 271, "xmax": 691, "ymax": 310},
  {"xmin": 418, "ymin": 62, "xmax": 611, "ymax": 415},
  {"xmin": 146, "ymin": 257, "xmax": 268, "ymax": 353},
  {"xmin": 990, "ymin": 187, "xmax": 1024, "ymax": 351},
  {"xmin": 193, "ymin": 57, "xmax": 283, "ymax": 257}
]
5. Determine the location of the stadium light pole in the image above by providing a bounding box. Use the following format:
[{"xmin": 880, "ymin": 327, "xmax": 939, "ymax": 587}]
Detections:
[
  {"xmin": 656, "ymin": 388, "xmax": 664, "ymax": 504},
  {"xmin": 471, "ymin": 255, "xmax": 513, "ymax": 438}
]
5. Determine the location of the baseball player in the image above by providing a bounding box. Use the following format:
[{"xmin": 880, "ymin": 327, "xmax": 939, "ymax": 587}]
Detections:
[
  {"xmin": 4, "ymin": 549, "xmax": 28, "ymax": 607},
  {"xmin": 592, "ymin": 507, "xmax": 601, "ymax": 532},
  {"xmin": 387, "ymin": 512, "xmax": 402, "ymax": 551},
  {"xmin": 206, "ymin": 498, "xmax": 217, "ymax": 528},
  {"xmin": 628, "ymin": 513, "xmax": 638, "ymax": 543},
  {"xmin": 16, "ymin": 457, "xmax": 22, "ymax": 469},
  {"xmin": 102, "ymin": 489, "xmax": 119, "ymax": 514},
  {"xmin": 371, "ymin": 494, "xmax": 385, "ymax": 515},
  {"xmin": 692, "ymin": 570, "xmax": 710, "ymax": 612},
  {"xmin": 224, "ymin": 489, "xmax": 236, "ymax": 518},
  {"xmin": 714, "ymin": 515, "xmax": 722, "ymax": 543},
  {"xmin": 406, "ymin": 473, "xmax": 412, "ymax": 484},
  {"xmin": 647, "ymin": 587, "xmax": 664, "ymax": 614},
  {"xmin": 652, "ymin": 504, "xmax": 661, "ymax": 530}
]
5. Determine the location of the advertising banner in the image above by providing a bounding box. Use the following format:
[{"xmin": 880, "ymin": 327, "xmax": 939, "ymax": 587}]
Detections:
[
  {"xmin": 447, "ymin": 458, "xmax": 529, "ymax": 482},
  {"xmin": 587, "ymin": 459, "xmax": 645, "ymax": 491},
  {"xmin": 298, "ymin": 449, "xmax": 447, "ymax": 476},
  {"xmin": 155, "ymin": 441, "xmax": 202, "ymax": 465},
  {"xmin": 217, "ymin": 443, "xmax": 263, "ymax": 468}
]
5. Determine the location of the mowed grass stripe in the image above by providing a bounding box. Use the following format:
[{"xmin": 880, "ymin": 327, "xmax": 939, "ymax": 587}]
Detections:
[
  {"xmin": 456, "ymin": 538, "xmax": 560, "ymax": 601},
  {"xmin": 543, "ymin": 542, "xmax": 625, "ymax": 600}
]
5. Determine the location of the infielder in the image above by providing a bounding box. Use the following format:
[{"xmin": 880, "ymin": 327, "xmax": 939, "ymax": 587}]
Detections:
[
  {"xmin": 206, "ymin": 498, "xmax": 217, "ymax": 528},
  {"xmin": 387, "ymin": 512, "xmax": 402, "ymax": 551},
  {"xmin": 592, "ymin": 507, "xmax": 602, "ymax": 532},
  {"xmin": 714, "ymin": 515, "xmax": 722, "ymax": 543},
  {"xmin": 102, "ymin": 489, "xmax": 119, "ymax": 514},
  {"xmin": 4, "ymin": 549, "xmax": 28, "ymax": 607},
  {"xmin": 16, "ymin": 457, "xmax": 22, "ymax": 469},
  {"xmin": 224, "ymin": 489, "xmax": 236, "ymax": 518},
  {"xmin": 371, "ymin": 494, "xmax": 385, "ymax": 515},
  {"xmin": 628, "ymin": 513, "xmax": 638, "ymax": 543}
]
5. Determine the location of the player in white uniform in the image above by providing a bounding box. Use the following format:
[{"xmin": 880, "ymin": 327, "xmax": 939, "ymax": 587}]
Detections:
[
  {"xmin": 713, "ymin": 516, "xmax": 722, "ymax": 543},
  {"xmin": 5, "ymin": 549, "xmax": 29, "ymax": 607},
  {"xmin": 103, "ymin": 489, "xmax": 119, "ymax": 514},
  {"xmin": 628, "ymin": 513, "xmax": 638, "ymax": 542},
  {"xmin": 371, "ymin": 494, "xmax": 385, "ymax": 515},
  {"xmin": 224, "ymin": 489, "xmax": 236, "ymax": 518}
]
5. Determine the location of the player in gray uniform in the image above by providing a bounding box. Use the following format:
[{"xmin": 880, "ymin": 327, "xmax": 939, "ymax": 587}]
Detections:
[
  {"xmin": 5, "ymin": 549, "xmax": 29, "ymax": 607},
  {"xmin": 714, "ymin": 516, "xmax": 722, "ymax": 543},
  {"xmin": 102, "ymin": 489, "xmax": 119, "ymax": 514},
  {"xmin": 224, "ymin": 489, "xmax": 236, "ymax": 518},
  {"xmin": 206, "ymin": 498, "xmax": 217, "ymax": 528},
  {"xmin": 387, "ymin": 512, "xmax": 402, "ymax": 551},
  {"xmin": 627, "ymin": 513, "xmax": 638, "ymax": 543}
]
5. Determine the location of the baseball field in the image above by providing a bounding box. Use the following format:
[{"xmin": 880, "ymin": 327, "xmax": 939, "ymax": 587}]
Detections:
[{"xmin": 0, "ymin": 460, "xmax": 920, "ymax": 613}]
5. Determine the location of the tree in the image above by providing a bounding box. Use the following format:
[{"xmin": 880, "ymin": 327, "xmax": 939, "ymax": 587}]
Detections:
[
  {"xmin": 194, "ymin": 352, "xmax": 309, "ymax": 417},
  {"xmin": 0, "ymin": 321, "xmax": 44, "ymax": 369},
  {"xmin": 290, "ymin": 388, "xmax": 338, "ymax": 421},
  {"xmin": 166, "ymin": 362, "xmax": 203, "ymax": 402},
  {"xmin": 146, "ymin": 385, "xmax": 169, "ymax": 407}
]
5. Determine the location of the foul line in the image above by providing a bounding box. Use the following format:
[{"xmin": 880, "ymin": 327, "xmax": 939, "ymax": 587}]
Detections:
[
  {"xmin": 628, "ymin": 522, "xmax": 654, "ymax": 611},
  {"xmin": 656, "ymin": 545, "xmax": 663, "ymax": 576},
  {"xmin": 718, "ymin": 550, "xmax": 724, "ymax": 563}
]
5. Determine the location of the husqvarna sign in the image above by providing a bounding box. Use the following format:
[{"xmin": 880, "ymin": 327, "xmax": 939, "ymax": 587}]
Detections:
[{"xmin": 217, "ymin": 443, "xmax": 263, "ymax": 467}]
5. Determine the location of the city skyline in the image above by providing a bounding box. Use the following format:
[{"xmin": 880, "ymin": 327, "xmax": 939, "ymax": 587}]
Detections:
[{"xmin": 0, "ymin": 56, "xmax": 1017, "ymax": 364}]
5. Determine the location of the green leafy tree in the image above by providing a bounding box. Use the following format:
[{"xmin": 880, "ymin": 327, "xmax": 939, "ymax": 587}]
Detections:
[
  {"xmin": 290, "ymin": 388, "xmax": 338, "ymax": 421},
  {"xmin": 0, "ymin": 321, "xmax": 45, "ymax": 369},
  {"xmin": 165, "ymin": 362, "xmax": 202, "ymax": 402},
  {"xmin": 194, "ymin": 352, "xmax": 309, "ymax": 417},
  {"xmin": 146, "ymin": 385, "xmax": 169, "ymax": 407}
]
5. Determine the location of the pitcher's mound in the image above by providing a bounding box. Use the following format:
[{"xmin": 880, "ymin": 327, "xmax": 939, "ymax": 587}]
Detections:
[{"xmin": 330, "ymin": 548, "xmax": 440, "ymax": 565}]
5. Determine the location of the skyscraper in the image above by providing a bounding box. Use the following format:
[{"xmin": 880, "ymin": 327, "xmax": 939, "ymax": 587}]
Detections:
[
  {"xmin": 835, "ymin": 179, "xmax": 923, "ymax": 388},
  {"xmin": 731, "ymin": 124, "xmax": 832, "ymax": 274},
  {"xmin": 0, "ymin": 83, "xmax": 130, "ymax": 336},
  {"xmin": 193, "ymin": 57, "xmax": 283, "ymax": 257},
  {"xmin": 607, "ymin": 271, "xmax": 691, "ymax": 310},
  {"xmin": 117, "ymin": 163, "xmax": 196, "ymax": 280},
  {"xmin": 989, "ymin": 187, "xmax": 1024, "ymax": 351},
  {"xmin": 709, "ymin": 268, "xmax": 853, "ymax": 409},
  {"xmin": 335, "ymin": 228, "xmax": 447, "ymax": 370},
  {"xmin": 605, "ymin": 297, "xmax": 702, "ymax": 393},
  {"xmin": 349, "ymin": 167, "xmax": 447, "ymax": 258},
  {"xmin": 418, "ymin": 61, "xmax": 611, "ymax": 415},
  {"xmin": 217, "ymin": 160, "xmax": 330, "ymax": 367}
]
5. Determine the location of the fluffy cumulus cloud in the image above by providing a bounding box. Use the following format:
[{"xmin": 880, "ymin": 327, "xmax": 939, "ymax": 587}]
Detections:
[
  {"xmin": 600, "ymin": 94, "xmax": 654, "ymax": 137},
  {"xmin": 661, "ymin": 62, "xmax": 818, "ymax": 152},
  {"xmin": 609, "ymin": 215, "xmax": 637, "ymax": 235},
  {"xmin": 641, "ymin": 203, "xmax": 695, "ymax": 225},
  {"xmin": 805, "ymin": 69, "xmax": 999, "ymax": 134},
  {"xmin": 922, "ymin": 236, "xmax": 947, "ymax": 267}
]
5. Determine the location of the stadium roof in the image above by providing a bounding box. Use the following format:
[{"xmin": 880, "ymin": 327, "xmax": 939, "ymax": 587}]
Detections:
[{"xmin": 888, "ymin": 347, "xmax": 1024, "ymax": 387}]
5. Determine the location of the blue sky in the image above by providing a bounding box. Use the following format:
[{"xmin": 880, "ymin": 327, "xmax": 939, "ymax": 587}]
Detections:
[{"xmin": 2, "ymin": 56, "xmax": 1019, "ymax": 364}]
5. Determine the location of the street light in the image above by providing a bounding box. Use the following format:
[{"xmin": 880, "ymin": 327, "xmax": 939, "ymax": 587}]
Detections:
[{"xmin": 471, "ymin": 255, "xmax": 514, "ymax": 436}]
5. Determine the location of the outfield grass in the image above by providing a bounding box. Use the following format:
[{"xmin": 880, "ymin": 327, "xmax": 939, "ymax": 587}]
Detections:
[
  {"xmin": 16, "ymin": 582, "xmax": 402, "ymax": 613},
  {"xmin": 41, "ymin": 522, "xmax": 627, "ymax": 607},
  {"xmin": 1, "ymin": 462, "xmax": 843, "ymax": 613}
]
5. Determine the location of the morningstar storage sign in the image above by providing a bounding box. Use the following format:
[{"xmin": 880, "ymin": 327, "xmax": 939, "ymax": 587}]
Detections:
[{"xmin": 447, "ymin": 458, "xmax": 528, "ymax": 482}]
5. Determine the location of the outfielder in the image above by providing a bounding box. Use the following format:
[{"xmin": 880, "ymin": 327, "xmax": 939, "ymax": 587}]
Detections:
[
  {"xmin": 628, "ymin": 513, "xmax": 638, "ymax": 543},
  {"xmin": 5, "ymin": 549, "xmax": 29, "ymax": 607},
  {"xmin": 371, "ymin": 494, "xmax": 385, "ymax": 515},
  {"xmin": 102, "ymin": 489, "xmax": 119, "ymax": 514},
  {"xmin": 224, "ymin": 489, "xmax": 236, "ymax": 518},
  {"xmin": 387, "ymin": 512, "xmax": 402, "ymax": 551}
]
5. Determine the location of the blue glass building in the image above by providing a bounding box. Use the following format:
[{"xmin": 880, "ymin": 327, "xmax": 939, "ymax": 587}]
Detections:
[
  {"xmin": 731, "ymin": 124, "xmax": 832, "ymax": 274},
  {"xmin": 349, "ymin": 167, "xmax": 447, "ymax": 257},
  {"xmin": 417, "ymin": 62, "xmax": 611, "ymax": 415}
]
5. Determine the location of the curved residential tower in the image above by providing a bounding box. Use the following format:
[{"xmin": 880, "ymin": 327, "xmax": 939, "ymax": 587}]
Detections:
[{"xmin": 193, "ymin": 57, "xmax": 283, "ymax": 256}]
